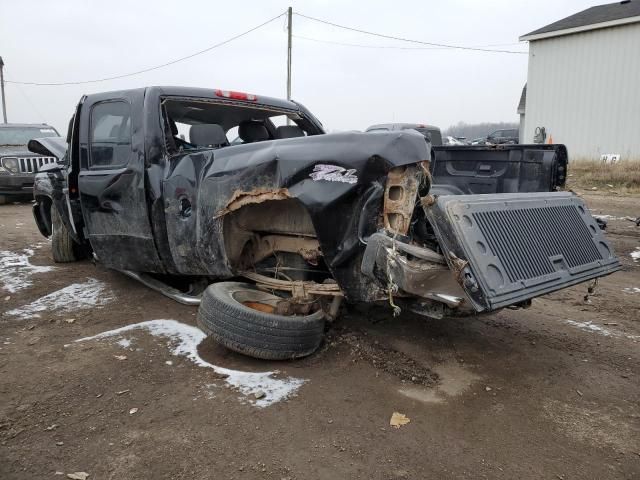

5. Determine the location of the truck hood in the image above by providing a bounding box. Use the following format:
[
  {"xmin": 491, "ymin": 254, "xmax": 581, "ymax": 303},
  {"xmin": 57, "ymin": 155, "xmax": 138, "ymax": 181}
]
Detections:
[
  {"xmin": 0, "ymin": 145, "xmax": 32, "ymax": 157},
  {"xmin": 27, "ymin": 137, "xmax": 67, "ymax": 160}
]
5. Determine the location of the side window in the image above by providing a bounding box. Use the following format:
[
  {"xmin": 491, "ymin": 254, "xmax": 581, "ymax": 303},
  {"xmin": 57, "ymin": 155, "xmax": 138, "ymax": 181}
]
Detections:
[{"xmin": 90, "ymin": 101, "xmax": 131, "ymax": 168}]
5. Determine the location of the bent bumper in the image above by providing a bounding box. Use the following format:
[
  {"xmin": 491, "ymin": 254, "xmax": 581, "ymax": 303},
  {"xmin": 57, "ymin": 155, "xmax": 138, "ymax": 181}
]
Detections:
[{"xmin": 362, "ymin": 232, "xmax": 469, "ymax": 309}]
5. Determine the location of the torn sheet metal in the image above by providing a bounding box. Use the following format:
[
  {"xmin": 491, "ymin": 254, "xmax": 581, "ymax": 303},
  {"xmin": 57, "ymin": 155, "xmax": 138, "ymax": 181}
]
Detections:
[{"xmin": 160, "ymin": 130, "xmax": 429, "ymax": 299}]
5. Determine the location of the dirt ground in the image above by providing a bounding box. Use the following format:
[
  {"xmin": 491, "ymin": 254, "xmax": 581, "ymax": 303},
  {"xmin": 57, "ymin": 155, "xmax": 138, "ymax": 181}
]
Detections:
[{"xmin": 1, "ymin": 192, "xmax": 639, "ymax": 480}]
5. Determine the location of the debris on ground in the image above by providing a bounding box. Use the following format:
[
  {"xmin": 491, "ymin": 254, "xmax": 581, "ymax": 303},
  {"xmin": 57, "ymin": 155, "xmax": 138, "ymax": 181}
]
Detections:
[
  {"xmin": 337, "ymin": 330, "xmax": 439, "ymax": 386},
  {"xmin": 66, "ymin": 473, "xmax": 89, "ymax": 480},
  {"xmin": 129, "ymin": 408, "xmax": 138, "ymax": 415},
  {"xmin": 390, "ymin": 412, "xmax": 410, "ymax": 429},
  {"xmin": 113, "ymin": 355, "xmax": 127, "ymax": 361}
]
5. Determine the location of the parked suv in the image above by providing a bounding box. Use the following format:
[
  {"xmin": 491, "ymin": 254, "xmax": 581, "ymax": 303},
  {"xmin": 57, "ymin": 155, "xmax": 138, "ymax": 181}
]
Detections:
[
  {"xmin": 0, "ymin": 123, "xmax": 60, "ymax": 203},
  {"xmin": 486, "ymin": 128, "xmax": 519, "ymax": 145}
]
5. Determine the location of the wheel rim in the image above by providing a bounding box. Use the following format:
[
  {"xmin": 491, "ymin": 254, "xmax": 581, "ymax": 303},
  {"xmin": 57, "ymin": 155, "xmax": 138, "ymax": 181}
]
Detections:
[{"xmin": 229, "ymin": 287, "xmax": 319, "ymax": 317}]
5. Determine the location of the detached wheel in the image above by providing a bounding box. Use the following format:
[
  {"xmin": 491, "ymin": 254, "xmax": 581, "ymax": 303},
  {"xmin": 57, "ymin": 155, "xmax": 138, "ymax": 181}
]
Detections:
[
  {"xmin": 51, "ymin": 206, "xmax": 81, "ymax": 263},
  {"xmin": 197, "ymin": 282, "xmax": 326, "ymax": 360}
]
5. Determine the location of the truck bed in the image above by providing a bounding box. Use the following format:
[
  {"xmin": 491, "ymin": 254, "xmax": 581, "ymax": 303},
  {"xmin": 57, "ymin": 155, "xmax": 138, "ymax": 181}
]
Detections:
[{"xmin": 431, "ymin": 144, "xmax": 568, "ymax": 195}]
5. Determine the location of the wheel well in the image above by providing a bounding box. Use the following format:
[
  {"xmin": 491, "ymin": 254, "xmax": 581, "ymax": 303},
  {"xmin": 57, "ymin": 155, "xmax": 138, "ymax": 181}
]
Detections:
[
  {"xmin": 34, "ymin": 196, "xmax": 53, "ymax": 237},
  {"xmin": 222, "ymin": 198, "xmax": 329, "ymax": 281}
]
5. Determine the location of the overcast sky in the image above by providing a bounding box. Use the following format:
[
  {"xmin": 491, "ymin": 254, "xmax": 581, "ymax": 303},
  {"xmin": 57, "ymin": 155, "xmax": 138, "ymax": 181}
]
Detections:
[{"xmin": 0, "ymin": 0, "xmax": 604, "ymax": 134}]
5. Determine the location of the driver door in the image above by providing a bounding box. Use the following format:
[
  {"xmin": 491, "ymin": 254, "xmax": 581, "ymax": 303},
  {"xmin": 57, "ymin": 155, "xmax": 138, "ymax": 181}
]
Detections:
[{"xmin": 77, "ymin": 91, "xmax": 164, "ymax": 272}]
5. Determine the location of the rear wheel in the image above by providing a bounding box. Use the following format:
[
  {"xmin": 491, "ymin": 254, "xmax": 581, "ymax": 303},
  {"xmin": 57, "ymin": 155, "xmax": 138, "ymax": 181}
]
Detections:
[
  {"xmin": 51, "ymin": 206, "xmax": 81, "ymax": 263},
  {"xmin": 197, "ymin": 282, "xmax": 326, "ymax": 360}
]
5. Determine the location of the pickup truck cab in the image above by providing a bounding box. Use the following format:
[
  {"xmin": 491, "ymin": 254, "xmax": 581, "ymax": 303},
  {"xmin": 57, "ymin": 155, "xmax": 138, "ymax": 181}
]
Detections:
[
  {"xmin": 30, "ymin": 87, "xmax": 620, "ymax": 360},
  {"xmin": 0, "ymin": 123, "xmax": 60, "ymax": 203},
  {"xmin": 487, "ymin": 128, "xmax": 519, "ymax": 145}
]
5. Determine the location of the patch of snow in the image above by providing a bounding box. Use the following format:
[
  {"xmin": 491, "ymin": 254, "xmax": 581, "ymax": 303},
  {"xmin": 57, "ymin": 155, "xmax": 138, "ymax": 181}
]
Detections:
[
  {"xmin": 116, "ymin": 338, "xmax": 133, "ymax": 348},
  {"xmin": 5, "ymin": 278, "xmax": 112, "ymax": 319},
  {"xmin": 566, "ymin": 320, "xmax": 639, "ymax": 341},
  {"xmin": 0, "ymin": 249, "xmax": 54, "ymax": 293},
  {"xmin": 592, "ymin": 214, "xmax": 624, "ymax": 221},
  {"xmin": 566, "ymin": 320, "xmax": 612, "ymax": 336},
  {"xmin": 73, "ymin": 319, "xmax": 305, "ymax": 407},
  {"xmin": 631, "ymin": 248, "xmax": 640, "ymax": 263},
  {"xmin": 623, "ymin": 287, "xmax": 640, "ymax": 294}
]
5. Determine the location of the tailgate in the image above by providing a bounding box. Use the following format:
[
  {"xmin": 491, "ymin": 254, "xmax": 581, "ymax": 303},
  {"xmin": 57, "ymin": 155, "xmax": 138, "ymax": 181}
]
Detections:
[{"xmin": 424, "ymin": 192, "xmax": 621, "ymax": 311}]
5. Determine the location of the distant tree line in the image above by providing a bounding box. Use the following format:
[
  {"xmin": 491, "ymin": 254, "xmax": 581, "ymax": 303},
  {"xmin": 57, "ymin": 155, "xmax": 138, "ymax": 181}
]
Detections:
[{"xmin": 443, "ymin": 121, "xmax": 519, "ymax": 140}]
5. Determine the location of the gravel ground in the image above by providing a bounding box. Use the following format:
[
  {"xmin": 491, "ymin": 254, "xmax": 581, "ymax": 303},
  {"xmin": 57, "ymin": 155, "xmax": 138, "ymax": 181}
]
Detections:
[{"xmin": 1, "ymin": 192, "xmax": 639, "ymax": 480}]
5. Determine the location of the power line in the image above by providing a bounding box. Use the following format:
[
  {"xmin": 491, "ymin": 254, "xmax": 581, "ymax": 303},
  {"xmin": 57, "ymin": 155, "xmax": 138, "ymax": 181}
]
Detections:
[
  {"xmin": 294, "ymin": 34, "xmax": 523, "ymax": 51},
  {"xmin": 294, "ymin": 12, "xmax": 527, "ymax": 54},
  {"xmin": 5, "ymin": 12, "xmax": 286, "ymax": 86}
]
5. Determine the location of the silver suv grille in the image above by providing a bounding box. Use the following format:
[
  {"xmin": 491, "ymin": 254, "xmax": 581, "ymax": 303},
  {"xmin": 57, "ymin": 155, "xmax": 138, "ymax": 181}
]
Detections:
[{"xmin": 17, "ymin": 156, "xmax": 56, "ymax": 173}]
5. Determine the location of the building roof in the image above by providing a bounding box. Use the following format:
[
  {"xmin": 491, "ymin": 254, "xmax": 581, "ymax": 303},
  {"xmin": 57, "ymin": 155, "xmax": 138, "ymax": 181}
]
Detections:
[
  {"xmin": 517, "ymin": 84, "xmax": 527, "ymax": 115},
  {"xmin": 520, "ymin": 0, "xmax": 640, "ymax": 41}
]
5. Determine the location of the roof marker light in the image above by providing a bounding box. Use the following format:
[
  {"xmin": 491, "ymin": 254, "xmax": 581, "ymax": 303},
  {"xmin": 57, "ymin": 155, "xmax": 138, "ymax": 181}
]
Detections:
[{"xmin": 214, "ymin": 89, "xmax": 257, "ymax": 101}]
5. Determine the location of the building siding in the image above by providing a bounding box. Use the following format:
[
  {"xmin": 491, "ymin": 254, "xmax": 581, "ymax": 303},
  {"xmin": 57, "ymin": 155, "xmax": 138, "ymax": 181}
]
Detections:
[{"xmin": 523, "ymin": 22, "xmax": 640, "ymax": 160}]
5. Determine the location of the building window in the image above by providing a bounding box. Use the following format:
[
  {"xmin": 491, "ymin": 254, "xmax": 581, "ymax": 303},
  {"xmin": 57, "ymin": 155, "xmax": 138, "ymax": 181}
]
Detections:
[{"xmin": 90, "ymin": 101, "xmax": 132, "ymax": 168}]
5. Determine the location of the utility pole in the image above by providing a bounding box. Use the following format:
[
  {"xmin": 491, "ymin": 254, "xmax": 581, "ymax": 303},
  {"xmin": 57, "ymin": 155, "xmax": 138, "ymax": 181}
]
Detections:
[
  {"xmin": 286, "ymin": 7, "xmax": 292, "ymax": 125},
  {"xmin": 286, "ymin": 7, "xmax": 292, "ymax": 101},
  {"xmin": 0, "ymin": 57, "xmax": 7, "ymax": 124}
]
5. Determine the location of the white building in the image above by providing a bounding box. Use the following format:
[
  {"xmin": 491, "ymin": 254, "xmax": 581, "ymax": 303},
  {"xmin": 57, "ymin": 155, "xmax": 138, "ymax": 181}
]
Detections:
[{"xmin": 519, "ymin": 0, "xmax": 640, "ymax": 161}]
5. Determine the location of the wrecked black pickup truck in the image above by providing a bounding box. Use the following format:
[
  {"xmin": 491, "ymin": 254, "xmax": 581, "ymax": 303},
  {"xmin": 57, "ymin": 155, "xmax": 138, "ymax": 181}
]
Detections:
[{"xmin": 29, "ymin": 86, "xmax": 620, "ymax": 360}]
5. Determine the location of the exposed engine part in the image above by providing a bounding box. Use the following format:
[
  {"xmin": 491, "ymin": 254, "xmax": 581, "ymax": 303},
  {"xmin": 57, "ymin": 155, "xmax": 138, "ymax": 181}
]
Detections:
[
  {"xmin": 383, "ymin": 165, "xmax": 422, "ymax": 235},
  {"xmin": 361, "ymin": 232, "xmax": 468, "ymax": 310}
]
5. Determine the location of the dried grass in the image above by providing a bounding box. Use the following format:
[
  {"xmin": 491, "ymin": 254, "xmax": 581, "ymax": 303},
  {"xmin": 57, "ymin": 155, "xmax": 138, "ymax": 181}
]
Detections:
[{"xmin": 567, "ymin": 160, "xmax": 640, "ymax": 193}]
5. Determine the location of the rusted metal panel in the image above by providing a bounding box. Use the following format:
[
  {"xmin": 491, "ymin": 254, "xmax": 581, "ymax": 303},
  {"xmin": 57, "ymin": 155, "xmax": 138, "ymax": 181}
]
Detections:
[{"xmin": 215, "ymin": 188, "xmax": 291, "ymax": 218}]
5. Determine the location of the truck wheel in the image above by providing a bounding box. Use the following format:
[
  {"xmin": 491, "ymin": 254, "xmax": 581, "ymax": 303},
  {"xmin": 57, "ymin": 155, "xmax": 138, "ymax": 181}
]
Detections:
[
  {"xmin": 51, "ymin": 206, "xmax": 80, "ymax": 263},
  {"xmin": 197, "ymin": 282, "xmax": 326, "ymax": 360}
]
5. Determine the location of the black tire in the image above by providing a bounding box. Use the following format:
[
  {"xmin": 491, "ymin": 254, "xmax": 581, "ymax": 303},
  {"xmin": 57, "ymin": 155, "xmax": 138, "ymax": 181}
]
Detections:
[
  {"xmin": 197, "ymin": 282, "xmax": 326, "ymax": 360},
  {"xmin": 51, "ymin": 206, "xmax": 79, "ymax": 263}
]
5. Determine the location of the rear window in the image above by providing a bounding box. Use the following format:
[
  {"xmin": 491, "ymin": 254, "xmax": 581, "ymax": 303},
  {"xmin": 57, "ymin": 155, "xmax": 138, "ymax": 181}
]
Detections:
[
  {"xmin": 162, "ymin": 98, "xmax": 313, "ymax": 151},
  {"xmin": 90, "ymin": 101, "xmax": 132, "ymax": 168}
]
